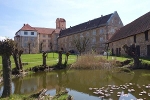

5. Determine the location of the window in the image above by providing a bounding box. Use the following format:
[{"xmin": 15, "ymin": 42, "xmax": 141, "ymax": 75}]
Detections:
[
  {"xmin": 100, "ymin": 29, "xmax": 103, "ymax": 34},
  {"xmin": 100, "ymin": 37, "xmax": 104, "ymax": 42},
  {"xmin": 24, "ymin": 37, "xmax": 28, "ymax": 41},
  {"xmin": 30, "ymin": 37, "xmax": 35, "ymax": 41},
  {"xmin": 43, "ymin": 40, "xmax": 46, "ymax": 42},
  {"xmin": 31, "ymin": 32, "xmax": 34, "ymax": 35},
  {"xmin": 92, "ymin": 30, "xmax": 96, "ymax": 35},
  {"xmin": 24, "ymin": 32, "xmax": 28, "ymax": 35},
  {"xmin": 80, "ymin": 33, "xmax": 83, "ymax": 37},
  {"xmin": 134, "ymin": 35, "xmax": 136, "ymax": 43},
  {"xmin": 43, "ymin": 34, "xmax": 45, "ymax": 37},
  {"xmin": 92, "ymin": 37, "xmax": 96, "ymax": 43},
  {"xmin": 111, "ymin": 28, "xmax": 115, "ymax": 33},
  {"xmin": 145, "ymin": 30, "xmax": 148, "ymax": 41},
  {"xmin": 48, "ymin": 34, "xmax": 51, "ymax": 37},
  {"xmin": 86, "ymin": 32, "xmax": 89, "ymax": 36}
]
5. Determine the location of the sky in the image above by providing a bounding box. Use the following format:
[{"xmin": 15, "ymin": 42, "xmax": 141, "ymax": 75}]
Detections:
[{"xmin": 0, "ymin": 0, "xmax": 150, "ymax": 39}]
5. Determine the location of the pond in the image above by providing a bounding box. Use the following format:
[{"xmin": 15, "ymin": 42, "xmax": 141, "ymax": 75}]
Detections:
[{"xmin": 0, "ymin": 69, "xmax": 150, "ymax": 99}]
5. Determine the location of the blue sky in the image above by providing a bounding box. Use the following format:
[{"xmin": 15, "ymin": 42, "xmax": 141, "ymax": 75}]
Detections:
[{"xmin": 0, "ymin": 0, "xmax": 150, "ymax": 39}]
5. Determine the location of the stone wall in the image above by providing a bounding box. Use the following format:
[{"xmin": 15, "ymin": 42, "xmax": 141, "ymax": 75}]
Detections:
[{"xmin": 108, "ymin": 30, "xmax": 150, "ymax": 57}]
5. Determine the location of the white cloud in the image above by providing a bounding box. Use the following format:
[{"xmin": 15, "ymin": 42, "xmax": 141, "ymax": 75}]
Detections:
[{"xmin": 0, "ymin": 36, "xmax": 6, "ymax": 41}]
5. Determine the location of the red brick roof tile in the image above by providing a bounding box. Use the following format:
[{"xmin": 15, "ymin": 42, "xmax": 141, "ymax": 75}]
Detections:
[{"xmin": 34, "ymin": 27, "xmax": 55, "ymax": 34}]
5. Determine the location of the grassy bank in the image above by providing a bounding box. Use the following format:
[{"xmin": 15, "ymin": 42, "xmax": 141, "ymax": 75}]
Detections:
[{"xmin": 0, "ymin": 53, "xmax": 77, "ymax": 70}]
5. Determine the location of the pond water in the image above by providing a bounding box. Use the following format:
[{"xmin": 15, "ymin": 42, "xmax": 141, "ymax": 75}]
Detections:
[{"xmin": 0, "ymin": 69, "xmax": 150, "ymax": 99}]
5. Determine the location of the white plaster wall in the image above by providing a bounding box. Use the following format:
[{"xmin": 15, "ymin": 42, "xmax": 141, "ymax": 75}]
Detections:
[{"xmin": 17, "ymin": 31, "xmax": 37, "ymax": 37}]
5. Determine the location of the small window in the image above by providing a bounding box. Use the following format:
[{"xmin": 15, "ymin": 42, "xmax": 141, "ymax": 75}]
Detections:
[
  {"xmin": 100, "ymin": 29, "xmax": 103, "ymax": 34},
  {"xmin": 145, "ymin": 30, "xmax": 148, "ymax": 41},
  {"xmin": 92, "ymin": 30, "xmax": 96, "ymax": 35},
  {"xmin": 100, "ymin": 37, "xmax": 104, "ymax": 42},
  {"xmin": 31, "ymin": 32, "xmax": 34, "ymax": 35},
  {"xmin": 48, "ymin": 34, "xmax": 51, "ymax": 37},
  {"xmin": 43, "ymin": 34, "xmax": 45, "ymax": 37},
  {"xmin": 134, "ymin": 35, "xmax": 136, "ymax": 43},
  {"xmin": 24, "ymin": 32, "xmax": 28, "ymax": 35},
  {"xmin": 92, "ymin": 37, "xmax": 96, "ymax": 43},
  {"xmin": 86, "ymin": 32, "xmax": 89, "ymax": 36},
  {"xmin": 43, "ymin": 40, "xmax": 46, "ymax": 42}
]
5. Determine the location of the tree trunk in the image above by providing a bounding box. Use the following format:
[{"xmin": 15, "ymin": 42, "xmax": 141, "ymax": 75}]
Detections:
[
  {"xmin": 12, "ymin": 53, "xmax": 20, "ymax": 70},
  {"xmin": 58, "ymin": 51, "xmax": 62, "ymax": 68},
  {"xmin": 18, "ymin": 55, "xmax": 22, "ymax": 70},
  {"xmin": 2, "ymin": 55, "xmax": 12, "ymax": 97},
  {"xmin": 42, "ymin": 52, "xmax": 47, "ymax": 67},
  {"xmin": 64, "ymin": 53, "xmax": 69, "ymax": 67},
  {"xmin": 29, "ymin": 44, "xmax": 30, "ymax": 54},
  {"xmin": 133, "ymin": 56, "xmax": 140, "ymax": 68}
]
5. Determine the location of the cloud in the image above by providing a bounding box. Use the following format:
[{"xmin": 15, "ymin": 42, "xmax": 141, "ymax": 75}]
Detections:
[{"xmin": 0, "ymin": 36, "xmax": 6, "ymax": 41}]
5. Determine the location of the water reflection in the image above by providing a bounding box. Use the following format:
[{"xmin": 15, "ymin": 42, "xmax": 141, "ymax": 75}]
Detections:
[{"xmin": 0, "ymin": 69, "xmax": 149, "ymax": 99}]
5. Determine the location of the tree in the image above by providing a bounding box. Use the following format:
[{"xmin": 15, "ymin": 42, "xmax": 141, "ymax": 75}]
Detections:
[
  {"xmin": 64, "ymin": 52, "xmax": 70, "ymax": 67},
  {"xmin": 42, "ymin": 51, "xmax": 48, "ymax": 67},
  {"xmin": 18, "ymin": 49, "xmax": 23, "ymax": 70},
  {"xmin": 57, "ymin": 48, "xmax": 63, "ymax": 69},
  {"xmin": 12, "ymin": 43, "xmax": 23, "ymax": 73},
  {"xmin": 72, "ymin": 36, "xmax": 90, "ymax": 55},
  {"xmin": 28, "ymin": 41, "xmax": 31, "ymax": 54},
  {"xmin": 39, "ymin": 42, "xmax": 43, "ymax": 53},
  {"xmin": 0, "ymin": 39, "xmax": 14, "ymax": 97},
  {"xmin": 122, "ymin": 44, "xmax": 140, "ymax": 68}
]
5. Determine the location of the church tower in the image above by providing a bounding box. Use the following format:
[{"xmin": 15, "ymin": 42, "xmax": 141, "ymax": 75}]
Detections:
[{"xmin": 56, "ymin": 18, "xmax": 66, "ymax": 30}]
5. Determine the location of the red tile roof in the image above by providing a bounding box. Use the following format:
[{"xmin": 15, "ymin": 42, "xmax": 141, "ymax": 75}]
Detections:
[
  {"xmin": 20, "ymin": 24, "xmax": 36, "ymax": 31},
  {"xmin": 16, "ymin": 24, "xmax": 55, "ymax": 35},
  {"xmin": 108, "ymin": 11, "xmax": 150, "ymax": 43},
  {"xmin": 34, "ymin": 27, "xmax": 55, "ymax": 34}
]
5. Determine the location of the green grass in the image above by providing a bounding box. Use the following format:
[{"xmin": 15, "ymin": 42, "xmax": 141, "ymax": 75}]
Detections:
[{"xmin": 0, "ymin": 53, "xmax": 77, "ymax": 70}]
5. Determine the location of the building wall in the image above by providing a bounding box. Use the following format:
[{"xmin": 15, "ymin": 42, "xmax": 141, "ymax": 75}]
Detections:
[
  {"xmin": 108, "ymin": 30, "xmax": 150, "ymax": 57},
  {"xmin": 15, "ymin": 30, "xmax": 38, "ymax": 53},
  {"xmin": 38, "ymin": 33, "xmax": 52, "ymax": 52},
  {"xmin": 17, "ymin": 30, "xmax": 37, "ymax": 37},
  {"xmin": 58, "ymin": 26, "xmax": 115, "ymax": 54},
  {"xmin": 58, "ymin": 12, "xmax": 123, "ymax": 54}
]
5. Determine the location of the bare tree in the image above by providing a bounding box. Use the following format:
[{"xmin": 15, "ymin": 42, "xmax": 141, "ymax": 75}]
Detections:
[
  {"xmin": 39, "ymin": 42, "xmax": 43, "ymax": 53},
  {"xmin": 42, "ymin": 51, "xmax": 48, "ymax": 67},
  {"xmin": 0, "ymin": 39, "xmax": 14, "ymax": 97},
  {"xmin": 123, "ymin": 44, "xmax": 140, "ymax": 68},
  {"xmin": 72, "ymin": 36, "xmax": 90, "ymax": 55},
  {"xmin": 28, "ymin": 41, "xmax": 31, "ymax": 54}
]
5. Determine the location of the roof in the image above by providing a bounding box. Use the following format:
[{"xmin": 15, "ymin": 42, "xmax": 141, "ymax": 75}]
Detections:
[
  {"xmin": 20, "ymin": 24, "xmax": 36, "ymax": 31},
  {"xmin": 59, "ymin": 13, "xmax": 113, "ymax": 37},
  {"xmin": 34, "ymin": 27, "xmax": 55, "ymax": 34},
  {"xmin": 108, "ymin": 11, "xmax": 150, "ymax": 43},
  {"xmin": 16, "ymin": 24, "xmax": 55, "ymax": 35}
]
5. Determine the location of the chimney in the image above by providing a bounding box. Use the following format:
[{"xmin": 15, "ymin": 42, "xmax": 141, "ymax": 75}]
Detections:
[
  {"xmin": 101, "ymin": 15, "xmax": 103, "ymax": 17},
  {"xmin": 23, "ymin": 24, "xmax": 25, "ymax": 26}
]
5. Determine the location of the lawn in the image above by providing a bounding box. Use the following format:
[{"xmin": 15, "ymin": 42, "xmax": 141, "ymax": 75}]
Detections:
[{"xmin": 0, "ymin": 53, "xmax": 77, "ymax": 70}]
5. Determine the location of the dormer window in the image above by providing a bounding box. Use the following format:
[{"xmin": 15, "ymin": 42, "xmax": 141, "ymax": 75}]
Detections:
[{"xmin": 24, "ymin": 32, "xmax": 28, "ymax": 35}]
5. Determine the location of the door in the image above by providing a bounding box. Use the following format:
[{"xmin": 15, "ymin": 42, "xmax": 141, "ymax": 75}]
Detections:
[
  {"xmin": 136, "ymin": 45, "xmax": 140, "ymax": 57},
  {"xmin": 147, "ymin": 45, "xmax": 150, "ymax": 57}
]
